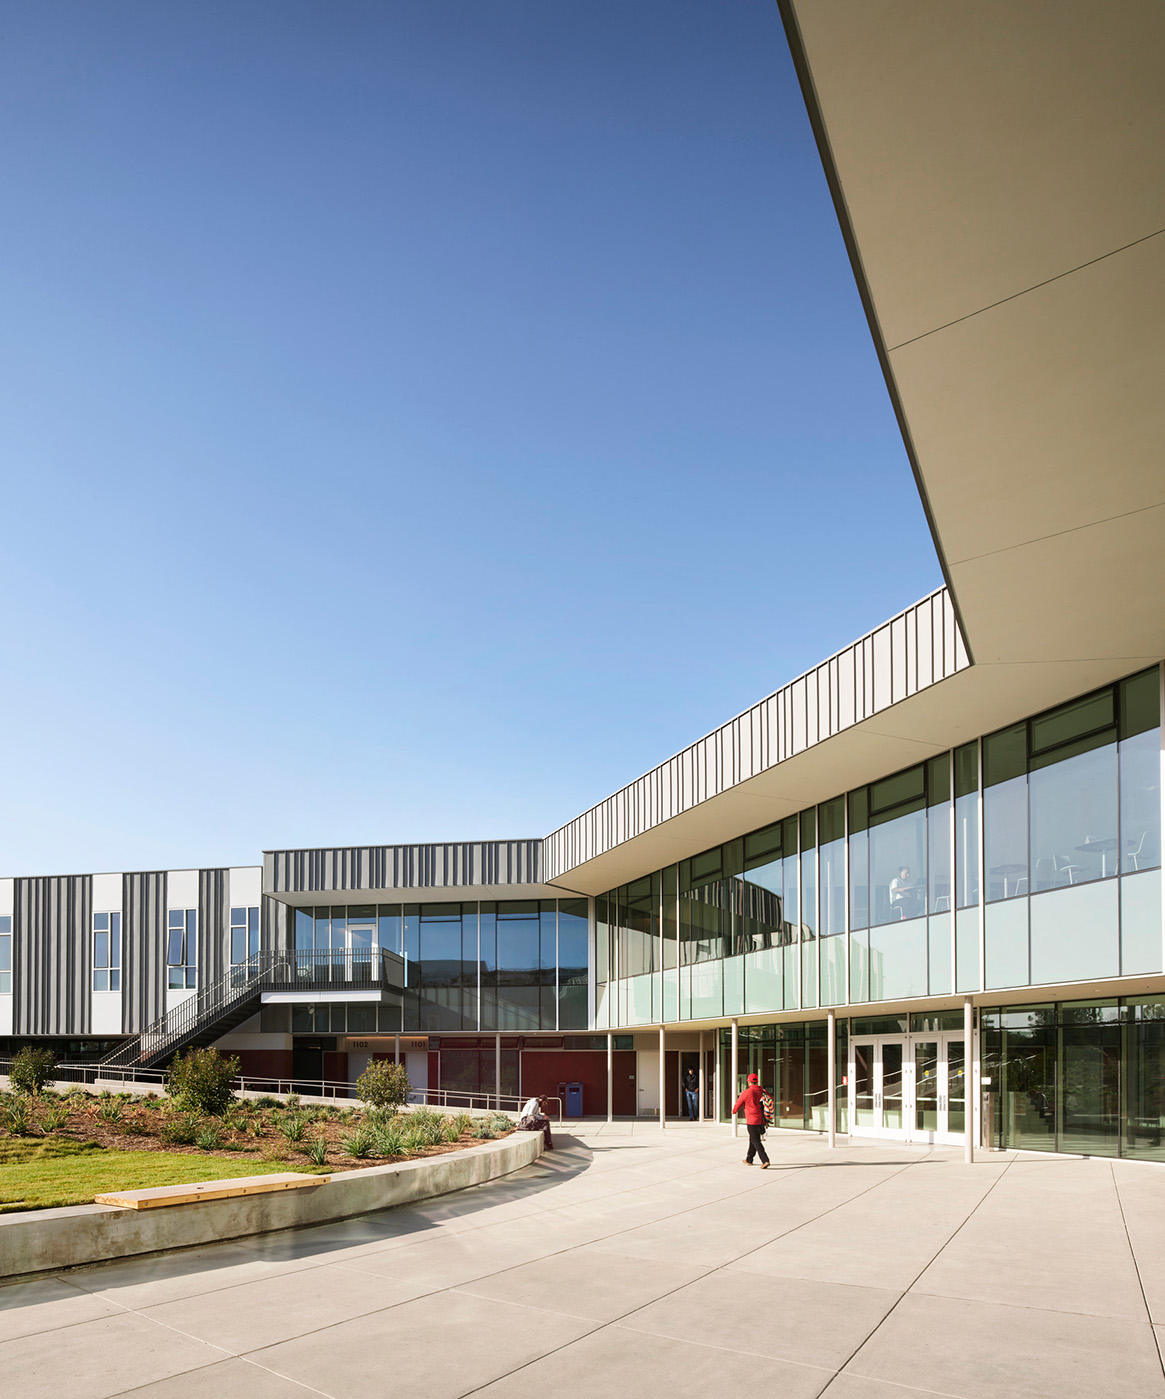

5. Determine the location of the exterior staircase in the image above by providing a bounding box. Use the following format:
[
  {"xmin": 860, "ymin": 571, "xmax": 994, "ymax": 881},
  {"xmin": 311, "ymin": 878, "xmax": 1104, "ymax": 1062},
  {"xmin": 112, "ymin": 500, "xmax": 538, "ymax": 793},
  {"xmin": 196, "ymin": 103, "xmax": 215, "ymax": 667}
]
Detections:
[{"xmin": 99, "ymin": 949, "xmax": 405, "ymax": 1071}]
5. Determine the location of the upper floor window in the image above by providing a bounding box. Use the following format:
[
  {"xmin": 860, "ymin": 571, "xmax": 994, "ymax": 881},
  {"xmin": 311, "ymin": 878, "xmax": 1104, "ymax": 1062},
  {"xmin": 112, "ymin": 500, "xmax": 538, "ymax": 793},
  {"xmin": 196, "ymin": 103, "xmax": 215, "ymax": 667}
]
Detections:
[
  {"xmin": 167, "ymin": 909, "xmax": 197, "ymax": 989},
  {"xmin": 231, "ymin": 906, "xmax": 260, "ymax": 965},
  {"xmin": 0, "ymin": 915, "xmax": 10, "ymax": 994},
  {"xmin": 93, "ymin": 912, "xmax": 121, "ymax": 992}
]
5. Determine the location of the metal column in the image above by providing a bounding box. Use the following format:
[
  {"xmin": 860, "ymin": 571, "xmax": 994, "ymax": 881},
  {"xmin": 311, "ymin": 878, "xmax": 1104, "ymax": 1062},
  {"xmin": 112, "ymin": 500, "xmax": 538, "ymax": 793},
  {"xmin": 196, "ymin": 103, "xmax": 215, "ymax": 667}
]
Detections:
[
  {"xmin": 964, "ymin": 996, "xmax": 974, "ymax": 1164},
  {"xmin": 495, "ymin": 1032, "xmax": 501, "ymax": 1113},
  {"xmin": 394, "ymin": 1034, "xmax": 399, "ymax": 1065},
  {"xmin": 827, "ymin": 1007, "xmax": 837, "ymax": 1149},
  {"xmin": 658, "ymin": 1024, "xmax": 666, "ymax": 1129},
  {"xmin": 730, "ymin": 1018, "xmax": 739, "ymax": 1137},
  {"xmin": 698, "ymin": 1030, "xmax": 705, "ymax": 1123},
  {"xmin": 607, "ymin": 1031, "xmax": 613, "ymax": 1123}
]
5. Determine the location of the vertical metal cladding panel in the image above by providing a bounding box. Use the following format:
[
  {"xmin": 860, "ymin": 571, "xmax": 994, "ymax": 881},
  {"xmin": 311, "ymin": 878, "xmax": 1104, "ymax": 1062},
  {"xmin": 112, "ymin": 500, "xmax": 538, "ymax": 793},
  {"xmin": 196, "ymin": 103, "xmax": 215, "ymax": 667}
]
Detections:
[
  {"xmin": 262, "ymin": 895, "xmax": 289, "ymax": 952},
  {"xmin": 917, "ymin": 597, "xmax": 934, "ymax": 690},
  {"xmin": 890, "ymin": 614, "xmax": 908, "ymax": 705},
  {"xmin": 838, "ymin": 647, "xmax": 856, "ymax": 731},
  {"xmin": 198, "ymin": 869, "xmax": 229, "ymax": 987},
  {"xmin": 122, "ymin": 872, "xmax": 166, "ymax": 1035},
  {"xmin": 790, "ymin": 677, "xmax": 807, "ymax": 756},
  {"xmin": 13, "ymin": 875, "xmax": 91, "ymax": 1036}
]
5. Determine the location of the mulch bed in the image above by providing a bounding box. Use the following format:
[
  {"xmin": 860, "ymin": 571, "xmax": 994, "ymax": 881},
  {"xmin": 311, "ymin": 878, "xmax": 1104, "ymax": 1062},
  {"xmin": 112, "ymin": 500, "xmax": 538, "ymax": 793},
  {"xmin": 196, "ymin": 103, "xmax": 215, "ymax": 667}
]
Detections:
[{"xmin": 1, "ymin": 1093, "xmax": 513, "ymax": 1173}]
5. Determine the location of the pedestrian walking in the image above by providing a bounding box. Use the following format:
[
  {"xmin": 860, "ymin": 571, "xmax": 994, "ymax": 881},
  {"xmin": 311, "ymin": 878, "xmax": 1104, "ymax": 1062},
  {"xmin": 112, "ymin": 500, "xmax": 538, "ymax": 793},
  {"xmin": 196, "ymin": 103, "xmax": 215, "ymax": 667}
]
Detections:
[{"xmin": 732, "ymin": 1072, "xmax": 769, "ymax": 1167}]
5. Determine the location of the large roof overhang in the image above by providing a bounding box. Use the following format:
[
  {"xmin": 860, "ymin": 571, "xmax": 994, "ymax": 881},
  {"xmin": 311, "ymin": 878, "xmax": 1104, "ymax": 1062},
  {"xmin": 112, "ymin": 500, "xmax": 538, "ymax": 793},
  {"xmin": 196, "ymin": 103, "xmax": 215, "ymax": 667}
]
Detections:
[
  {"xmin": 779, "ymin": 0, "xmax": 1165, "ymax": 681},
  {"xmin": 539, "ymin": 3, "xmax": 1164, "ymax": 892}
]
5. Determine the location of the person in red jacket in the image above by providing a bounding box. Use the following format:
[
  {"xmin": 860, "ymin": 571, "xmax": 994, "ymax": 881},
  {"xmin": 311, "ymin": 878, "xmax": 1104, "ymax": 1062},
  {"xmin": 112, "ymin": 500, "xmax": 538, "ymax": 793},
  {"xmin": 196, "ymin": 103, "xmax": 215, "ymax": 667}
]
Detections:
[{"xmin": 732, "ymin": 1072, "xmax": 769, "ymax": 1167}]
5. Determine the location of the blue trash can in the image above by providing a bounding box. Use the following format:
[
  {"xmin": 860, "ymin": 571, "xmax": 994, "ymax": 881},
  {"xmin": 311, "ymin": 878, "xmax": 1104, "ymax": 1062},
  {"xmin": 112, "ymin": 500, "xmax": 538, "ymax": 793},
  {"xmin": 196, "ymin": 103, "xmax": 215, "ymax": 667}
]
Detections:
[{"xmin": 566, "ymin": 1082, "xmax": 584, "ymax": 1118}]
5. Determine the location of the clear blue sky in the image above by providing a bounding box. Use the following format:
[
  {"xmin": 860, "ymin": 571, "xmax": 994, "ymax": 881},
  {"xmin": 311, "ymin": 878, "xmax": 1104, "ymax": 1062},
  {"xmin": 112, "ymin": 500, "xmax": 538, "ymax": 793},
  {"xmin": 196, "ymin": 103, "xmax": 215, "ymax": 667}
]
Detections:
[{"xmin": 0, "ymin": 1, "xmax": 940, "ymax": 875}]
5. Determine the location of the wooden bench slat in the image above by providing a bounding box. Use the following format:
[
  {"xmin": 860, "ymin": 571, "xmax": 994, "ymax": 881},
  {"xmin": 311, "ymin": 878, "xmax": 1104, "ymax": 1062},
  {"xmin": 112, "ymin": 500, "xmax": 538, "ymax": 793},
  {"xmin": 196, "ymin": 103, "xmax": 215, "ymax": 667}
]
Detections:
[{"xmin": 95, "ymin": 1172, "xmax": 329, "ymax": 1209}]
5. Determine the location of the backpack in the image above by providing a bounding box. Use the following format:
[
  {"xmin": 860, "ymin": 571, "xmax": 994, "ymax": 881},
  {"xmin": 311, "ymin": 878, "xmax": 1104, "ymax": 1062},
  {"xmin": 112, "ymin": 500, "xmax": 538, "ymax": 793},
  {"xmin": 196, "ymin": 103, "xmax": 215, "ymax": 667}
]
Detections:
[{"xmin": 760, "ymin": 1089, "xmax": 775, "ymax": 1127}]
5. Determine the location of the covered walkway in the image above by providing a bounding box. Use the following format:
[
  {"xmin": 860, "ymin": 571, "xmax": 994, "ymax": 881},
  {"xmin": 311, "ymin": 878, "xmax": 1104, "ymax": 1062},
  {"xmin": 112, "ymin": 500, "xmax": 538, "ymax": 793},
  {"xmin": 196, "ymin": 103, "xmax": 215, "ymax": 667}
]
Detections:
[{"xmin": 2, "ymin": 1126, "xmax": 1164, "ymax": 1398}]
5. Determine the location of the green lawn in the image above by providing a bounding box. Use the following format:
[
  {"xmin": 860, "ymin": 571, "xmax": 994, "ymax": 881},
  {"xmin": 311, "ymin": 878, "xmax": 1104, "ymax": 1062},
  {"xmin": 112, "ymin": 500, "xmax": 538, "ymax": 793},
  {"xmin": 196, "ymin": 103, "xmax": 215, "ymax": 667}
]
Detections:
[{"xmin": 0, "ymin": 1137, "xmax": 325, "ymax": 1213}]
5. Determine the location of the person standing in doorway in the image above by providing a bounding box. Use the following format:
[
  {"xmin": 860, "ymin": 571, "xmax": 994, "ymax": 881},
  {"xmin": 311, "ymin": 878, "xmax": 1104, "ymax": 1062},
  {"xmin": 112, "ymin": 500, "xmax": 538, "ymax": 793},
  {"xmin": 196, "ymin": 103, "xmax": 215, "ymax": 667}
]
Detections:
[
  {"xmin": 683, "ymin": 1066, "xmax": 699, "ymax": 1120},
  {"xmin": 733, "ymin": 1072, "xmax": 769, "ymax": 1167}
]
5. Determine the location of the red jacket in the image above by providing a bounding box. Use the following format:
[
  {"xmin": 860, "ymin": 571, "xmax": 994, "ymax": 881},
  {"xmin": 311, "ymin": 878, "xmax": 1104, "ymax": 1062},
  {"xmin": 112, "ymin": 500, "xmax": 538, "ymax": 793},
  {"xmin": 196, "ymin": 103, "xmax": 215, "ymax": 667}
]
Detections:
[{"xmin": 733, "ymin": 1085, "xmax": 765, "ymax": 1125}]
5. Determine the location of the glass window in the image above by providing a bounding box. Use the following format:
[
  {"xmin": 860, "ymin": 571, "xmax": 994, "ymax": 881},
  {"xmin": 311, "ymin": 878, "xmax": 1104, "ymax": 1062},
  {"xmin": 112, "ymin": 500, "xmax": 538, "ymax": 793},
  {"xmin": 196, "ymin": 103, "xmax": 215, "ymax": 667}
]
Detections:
[
  {"xmin": 848, "ymin": 789, "xmax": 869, "ymax": 929},
  {"xmin": 927, "ymin": 757, "xmax": 952, "ymax": 915},
  {"xmin": 1030, "ymin": 741, "xmax": 1118, "ymax": 890},
  {"xmin": 167, "ymin": 909, "xmax": 197, "ymax": 989},
  {"xmin": 1119, "ymin": 674, "xmax": 1160, "ymax": 874},
  {"xmin": 984, "ymin": 725, "xmax": 1027, "ymax": 902},
  {"xmin": 231, "ymin": 906, "xmax": 261, "ymax": 964},
  {"xmin": 869, "ymin": 916, "xmax": 927, "ymax": 1000},
  {"xmin": 956, "ymin": 906, "xmax": 980, "ymax": 993},
  {"xmin": 92, "ymin": 909, "xmax": 122, "ymax": 993},
  {"xmin": 818, "ymin": 798, "xmax": 845, "ymax": 936},
  {"xmin": 954, "ymin": 742, "xmax": 980, "ymax": 907},
  {"xmin": 558, "ymin": 898, "xmax": 589, "ymax": 1030},
  {"xmin": 0, "ymin": 914, "xmax": 10, "ymax": 994},
  {"xmin": 1125, "ymin": 997, "xmax": 1165, "ymax": 1161},
  {"xmin": 869, "ymin": 767, "xmax": 927, "ymax": 926},
  {"xmin": 680, "ymin": 857, "xmax": 724, "ymax": 967},
  {"xmin": 661, "ymin": 865, "xmax": 678, "ymax": 969},
  {"xmin": 800, "ymin": 810, "xmax": 817, "ymax": 1007}
]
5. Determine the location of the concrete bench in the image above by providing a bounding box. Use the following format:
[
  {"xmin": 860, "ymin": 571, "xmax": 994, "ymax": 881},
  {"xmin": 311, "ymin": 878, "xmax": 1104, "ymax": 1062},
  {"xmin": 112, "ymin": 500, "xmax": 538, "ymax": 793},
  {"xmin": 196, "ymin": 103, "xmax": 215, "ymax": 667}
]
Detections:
[{"xmin": 94, "ymin": 1172, "xmax": 329, "ymax": 1210}]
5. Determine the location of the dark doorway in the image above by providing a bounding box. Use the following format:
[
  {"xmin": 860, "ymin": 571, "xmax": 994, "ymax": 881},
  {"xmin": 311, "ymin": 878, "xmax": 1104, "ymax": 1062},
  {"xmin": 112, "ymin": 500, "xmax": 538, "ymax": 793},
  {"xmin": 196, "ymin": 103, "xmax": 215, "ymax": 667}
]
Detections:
[
  {"xmin": 612, "ymin": 1049, "xmax": 636, "ymax": 1115},
  {"xmin": 292, "ymin": 1044, "xmax": 324, "ymax": 1092}
]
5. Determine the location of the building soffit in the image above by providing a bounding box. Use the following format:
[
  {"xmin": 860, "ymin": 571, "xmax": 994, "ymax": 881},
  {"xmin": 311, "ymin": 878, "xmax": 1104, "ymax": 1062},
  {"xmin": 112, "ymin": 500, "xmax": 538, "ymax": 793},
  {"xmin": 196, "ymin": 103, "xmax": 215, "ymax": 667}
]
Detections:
[{"xmin": 778, "ymin": 0, "xmax": 1165, "ymax": 675}]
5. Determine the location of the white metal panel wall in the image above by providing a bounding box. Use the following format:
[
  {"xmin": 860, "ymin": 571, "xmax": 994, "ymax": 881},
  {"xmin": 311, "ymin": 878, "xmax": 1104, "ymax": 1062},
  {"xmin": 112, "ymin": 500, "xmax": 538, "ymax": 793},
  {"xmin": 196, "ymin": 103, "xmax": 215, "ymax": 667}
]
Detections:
[{"xmin": 544, "ymin": 588, "xmax": 970, "ymax": 880}]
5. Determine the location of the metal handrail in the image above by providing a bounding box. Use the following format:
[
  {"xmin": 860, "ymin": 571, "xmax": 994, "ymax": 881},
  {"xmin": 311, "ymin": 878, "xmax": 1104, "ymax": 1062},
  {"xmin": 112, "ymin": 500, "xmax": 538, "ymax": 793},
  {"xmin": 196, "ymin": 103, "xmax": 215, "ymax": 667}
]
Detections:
[
  {"xmin": 98, "ymin": 948, "xmax": 405, "ymax": 1069},
  {"xmin": 0, "ymin": 1058, "xmax": 562, "ymax": 1124}
]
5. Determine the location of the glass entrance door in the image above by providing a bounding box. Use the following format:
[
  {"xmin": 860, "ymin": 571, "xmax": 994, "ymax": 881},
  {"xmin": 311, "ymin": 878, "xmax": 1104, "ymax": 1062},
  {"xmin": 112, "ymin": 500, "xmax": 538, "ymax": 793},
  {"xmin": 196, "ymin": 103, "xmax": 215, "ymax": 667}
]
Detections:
[{"xmin": 848, "ymin": 1033, "xmax": 967, "ymax": 1145}]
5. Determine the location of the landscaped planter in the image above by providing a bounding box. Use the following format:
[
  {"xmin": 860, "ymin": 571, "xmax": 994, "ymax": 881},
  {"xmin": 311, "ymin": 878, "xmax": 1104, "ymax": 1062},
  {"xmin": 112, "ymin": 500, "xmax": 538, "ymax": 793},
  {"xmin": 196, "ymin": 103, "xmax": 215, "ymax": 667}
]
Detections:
[{"xmin": 0, "ymin": 1130, "xmax": 543, "ymax": 1280}]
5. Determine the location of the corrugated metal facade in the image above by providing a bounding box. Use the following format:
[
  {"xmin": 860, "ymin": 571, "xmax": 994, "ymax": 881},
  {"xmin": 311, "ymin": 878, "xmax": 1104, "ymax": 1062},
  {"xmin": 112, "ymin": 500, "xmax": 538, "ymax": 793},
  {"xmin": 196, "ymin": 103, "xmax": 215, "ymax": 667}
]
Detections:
[
  {"xmin": 544, "ymin": 588, "xmax": 970, "ymax": 880},
  {"xmin": 197, "ymin": 869, "xmax": 230, "ymax": 988},
  {"xmin": 122, "ymin": 871, "xmax": 167, "ymax": 1035},
  {"xmin": 12, "ymin": 876, "xmax": 91, "ymax": 1035},
  {"xmin": 264, "ymin": 840, "xmax": 543, "ymax": 895}
]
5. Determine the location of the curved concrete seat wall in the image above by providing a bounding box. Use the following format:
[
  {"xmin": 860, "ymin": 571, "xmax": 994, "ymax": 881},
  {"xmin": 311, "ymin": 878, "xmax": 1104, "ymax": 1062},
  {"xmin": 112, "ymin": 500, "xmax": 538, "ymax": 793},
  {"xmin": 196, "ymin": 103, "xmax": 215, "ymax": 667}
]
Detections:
[{"xmin": 0, "ymin": 1130, "xmax": 544, "ymax": 1280}]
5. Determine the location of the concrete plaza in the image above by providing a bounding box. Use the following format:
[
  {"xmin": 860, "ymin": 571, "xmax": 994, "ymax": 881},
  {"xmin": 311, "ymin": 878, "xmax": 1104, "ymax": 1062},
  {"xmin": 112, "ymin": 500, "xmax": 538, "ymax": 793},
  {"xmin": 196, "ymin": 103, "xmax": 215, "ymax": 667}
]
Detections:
[{"xmin": 2, "ymin": 1123, "xmax": 1164, "ymax": 1399}]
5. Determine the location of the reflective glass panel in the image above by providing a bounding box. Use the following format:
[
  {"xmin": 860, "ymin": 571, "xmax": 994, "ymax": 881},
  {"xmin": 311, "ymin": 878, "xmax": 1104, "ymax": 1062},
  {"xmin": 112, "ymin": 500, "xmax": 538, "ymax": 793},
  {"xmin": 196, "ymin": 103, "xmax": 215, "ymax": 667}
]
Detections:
[
  {"xmin": 1029, "ymin": 880, "xmax": 1119, "ymax": 985},
  {"xmin": 915, "ymin": 1041, "xmax": 938, "ymax": 1131},
  {"xmin": 1121, "ymin": 870, "xmax": 1163, "ymax": 976},
  {"xmin": 870, "ymin": 916, "xmax": 927, "ymax": 1000},
  {"xmin": 1120, "ymin": 727, "xmax": 1161, "ymax": 874},
  {"xmin": 881, "ymin": 1042, "xmax": 903, "ymax": 1130},
  {"xmin": 853, "ymin": 1042, "xmax": 875, "ymax": 1128},
  {"xmin": 870, "ymin": 806, "xmax": 926, "ymax": 926},
  {"xmin": 1030, "ymin": 741, "xmax": 1118, "ymax": 889}
]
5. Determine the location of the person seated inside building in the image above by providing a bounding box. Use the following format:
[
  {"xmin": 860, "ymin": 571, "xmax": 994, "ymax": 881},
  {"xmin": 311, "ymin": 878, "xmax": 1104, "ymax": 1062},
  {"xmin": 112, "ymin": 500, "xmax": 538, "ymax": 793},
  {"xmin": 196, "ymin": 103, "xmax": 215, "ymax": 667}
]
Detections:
[{"xmin": 889, "ymin": 865, "xmax": 921, "ymax": 920}]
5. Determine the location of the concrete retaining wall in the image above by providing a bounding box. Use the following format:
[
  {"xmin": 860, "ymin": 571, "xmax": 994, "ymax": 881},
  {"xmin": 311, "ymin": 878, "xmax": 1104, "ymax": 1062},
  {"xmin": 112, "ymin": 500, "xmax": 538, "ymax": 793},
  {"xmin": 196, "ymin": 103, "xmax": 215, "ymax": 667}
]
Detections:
[{"xmin": 0, "ymin": 1131, "xmax": 543, "ymax": 1280}]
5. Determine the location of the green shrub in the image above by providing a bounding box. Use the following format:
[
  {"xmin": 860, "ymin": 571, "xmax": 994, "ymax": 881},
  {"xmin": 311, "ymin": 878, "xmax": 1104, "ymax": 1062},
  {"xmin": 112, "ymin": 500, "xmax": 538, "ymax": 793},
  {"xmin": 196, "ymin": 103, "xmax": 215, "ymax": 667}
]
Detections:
[
  {"xmin": 168, "ymin": 1048, "xmax": 239, "ymax": 1118},
  {"xmin": 159, "ymin": 1114, "xmax": 199, "ymax": 1146},
  {"xmin": 307, "ymin": 1132, "xmax": 329, "ymax": 1165},
  {"xmin": 3, "ymin": 1097, "xmax": 35, "ymax": 1136},
  {"xmin": 355, "ymin": 1060, "xmax": 412, "ymax": 1112},
  {"xmin": 9, "ymin": 1046, "xmax": 58, "ymax": 1096},
  {"xmin": 281, "ymin": 1114, "xmax": 307, "ymax": 1144},
  {"xmin": 450, "ymin": 1112, "xmax": 471, "ymax": 1138},
  {"xmin": 342, "ymin": 1125, "xmax": 375, "ymax": 1158},
  {"xmin": 43, "ymin": 1103, "xmax": 70, "ymax": 1133},
  {"xmin": 253, "ymin": 1095, "xmax": 280, "ymax": 1110},
  {"xmin": 372, "ymin": 1123, "xmax": 405, "ymax": 1157},
  {"xmin": 195, "ymin": 1124, "xmax": 223, "ymax": 1151},
  {"xmin": 97, "ymin": 1099, "xmax": 123, "ymax": 1123},
  {"xmin": 442, "ymin": 1118, "xmax": 461, "ymax": 1143}
]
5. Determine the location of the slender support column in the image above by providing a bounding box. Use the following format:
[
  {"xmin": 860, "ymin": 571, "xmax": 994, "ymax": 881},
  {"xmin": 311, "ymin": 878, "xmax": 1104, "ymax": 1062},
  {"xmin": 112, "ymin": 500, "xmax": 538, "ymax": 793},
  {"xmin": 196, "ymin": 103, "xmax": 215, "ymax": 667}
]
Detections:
[
  {"xmin": 714, "ymin": 1031, "xmax": 722, "ymax": 1122},
  {"xmin": 394, "ymin": 1034, "xmax": 400, "ymax": 1065},
  {"xmin": 495, "ymin": 1032, "xmax": 502, "ymax": 1113},
  {"xmin": 659, "ymin": 1024, "xmax": 666, "ymax": 1129},
  {"xmin": 698, "ymin": 1030, "xmax": 705, "ymax": 1123},
  {"xmin": 964, "ymin": 995, "xmax": 974, "ymax": 1164},
  {"xmin": 827, "ymin": 1008, "xmax": 837, "ymax": 1149},
  {"xmin": 607, "ymin": 1031, "xmax": 613, "ymax": 1123},
  {"xmin": 730, "ymin": 1018, "xmax": 739, "ymax": 1138}
]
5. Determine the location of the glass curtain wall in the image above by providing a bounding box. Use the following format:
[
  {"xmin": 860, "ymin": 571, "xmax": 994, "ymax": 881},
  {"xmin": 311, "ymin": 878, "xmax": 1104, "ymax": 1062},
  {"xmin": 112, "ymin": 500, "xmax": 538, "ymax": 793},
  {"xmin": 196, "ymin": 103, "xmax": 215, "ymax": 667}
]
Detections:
[
  {"xmin": 291, "ymin": 900, "xmax": 586, "ymax": 1033},
  {"xmin": 599, "ymin": 668, "xmax": 1160, "ymax": 1026},
  {"xmin": 984, "ymin": 995, "xmax": 1165, "ymax": 1161}
]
